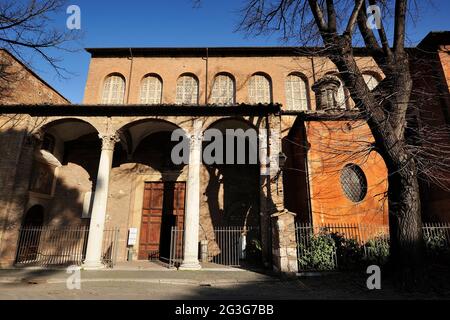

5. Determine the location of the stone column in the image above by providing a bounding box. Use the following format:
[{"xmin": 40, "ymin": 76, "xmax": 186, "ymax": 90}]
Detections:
[
  {"xmin": 179, "ymin": 119, "xmax": 202, "ymax": 270},
  {"xmin": 83, "ymin": 133, "xmax": 119, "ymax": 269}
]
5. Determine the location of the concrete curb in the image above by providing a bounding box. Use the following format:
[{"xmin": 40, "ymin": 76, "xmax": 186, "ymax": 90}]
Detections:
[{"xmin": 0, "ymin": 277, "xmax": 281, "ymax": 286}]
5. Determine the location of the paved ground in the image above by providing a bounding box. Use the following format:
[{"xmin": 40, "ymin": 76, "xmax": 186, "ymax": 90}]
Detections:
[{"xmin": 0, "ymin": 267, "xmax": 449, "ymax": 300}]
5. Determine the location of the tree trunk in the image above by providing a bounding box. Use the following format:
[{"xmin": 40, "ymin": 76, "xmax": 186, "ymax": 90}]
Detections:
[
  {"xmin": 387, "ymin": 157, "xmax": 426, "ymax": 290},
  {"xmin": 329, "ymin": 41, "xmax": 426, "ymax": 289}
]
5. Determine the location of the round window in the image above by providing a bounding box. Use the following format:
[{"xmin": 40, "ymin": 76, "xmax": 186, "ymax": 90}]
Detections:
[{"xmin": 340, "ymin": 164, "xmax": 367, "ymax": 202}]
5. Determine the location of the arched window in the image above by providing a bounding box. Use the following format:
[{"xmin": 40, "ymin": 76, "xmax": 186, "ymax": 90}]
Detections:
[
  {"xmin": 285, "ymin": 74, "xmax": 309, "ymax": 111},
  {"xmin": 211, "ymin": 73, "xmax": 235, "ymax": 105},
  {"xmin": 176, "ymin": 74, "xmax": 199, "ymax": 104},
  {"xmin": 363, "ymin": 73, "xmax": 379, "ymax": 91},
  {"xmin": 248, "ymin": 73, "xmax": 272, "ymax": 104},
  {"xmin": 140, "ymin": 75, "xmax": 162, "ymax": 104},
  {"xmin": 101, "ymin": 74, "xmax": 126, "ymax": 104}
]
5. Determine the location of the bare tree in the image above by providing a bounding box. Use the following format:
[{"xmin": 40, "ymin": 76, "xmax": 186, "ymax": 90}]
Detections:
[
  {"xmin": 232, "ymin": 0, "xmax": 450, "ymax": 288},
  {"xmin": 0, "ymin": 0, "xmax": 80, "ymax": 100}
]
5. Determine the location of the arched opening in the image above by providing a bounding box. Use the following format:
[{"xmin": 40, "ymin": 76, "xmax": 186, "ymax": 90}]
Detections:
[
  {"xmin": 115, "ymin": 119, "xmax": 188, "ymax": 262},
  {"xmin": 16, "ymin": 205, "xmax": 44, "ymax": 263},
  {"xmin": 37, "ymin": 119, "xmax": 99, "ymax": 226},
  {"xmin": 201, "ymin": 118, "xmax": 261, "ymax": 266}
]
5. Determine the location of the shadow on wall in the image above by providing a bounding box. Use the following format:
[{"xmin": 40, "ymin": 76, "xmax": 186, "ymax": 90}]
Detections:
[{"xmin": 0, "ymin": 127, "xmax": 102, "ymax": 275}]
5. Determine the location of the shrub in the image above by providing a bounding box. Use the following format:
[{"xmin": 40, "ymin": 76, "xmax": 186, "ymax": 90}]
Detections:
[
  {"xmin": 330, "ymin": 232, "xmax": 364, "ymax": 270},
  {"xmin": 424, "ymin": 229, "xmax": 450, "ymax": 262},
  {"xmin": 363, "ymin": 236, "xmax": 390, "ymax": 265},
  {"xmin": 297, "ymin": 233, "xmax": 336, "ymax": 271}
]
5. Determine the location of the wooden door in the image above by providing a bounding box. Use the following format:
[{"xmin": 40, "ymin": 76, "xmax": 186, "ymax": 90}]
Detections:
[{"xmin": 138, "ymin": 182, "xmax": 185, "ymax": 260}]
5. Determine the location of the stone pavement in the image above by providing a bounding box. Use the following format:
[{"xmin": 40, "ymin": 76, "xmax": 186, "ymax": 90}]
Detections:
[
  {"xmin": 0, "ymin": 267, "xmax": 278, "ymax": 286},
  {"xmin": 0, "ymin": 268, "xmax": 449, "ymax": 300}
]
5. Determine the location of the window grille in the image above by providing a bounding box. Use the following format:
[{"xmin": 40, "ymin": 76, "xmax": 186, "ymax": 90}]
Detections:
[
  {"xmin": 248, "ymin": 74, "xmax": 271, "ymax": 104},
  {"xmin": 340, "ymin": 164, "xmax": 368, "ymax": 202},
  {"xmin": 211, "ymin": 74, "xmax": 235, "ymax": 105},
  {"xmin": 176, "ymin": 75, "xmax": 198, "ymax": 104},
  {"xmin": 140, "ymin": 75, "xmax": 162, "ymax": 104},
  {"xmin": 285, "ymin": 74, "xmax": 309, "ymax": 111},
  {"xmin": 101, "ymin": 74, "xmax": 125, "ymax": 104}
]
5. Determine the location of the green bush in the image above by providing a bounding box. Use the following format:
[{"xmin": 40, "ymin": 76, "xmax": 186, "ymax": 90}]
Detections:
[
  {"xmin": 330, "ymin": 232, "xmax": 364, "ymax": 269},
  {"xmin": 363, "ymin": 236, "xmax": 390, "ymax": 265},
  {"xmin": 424, "ymin": 230, "xmax": 450, "ymax": 261},
  {"xmin": 297, "ymin": 233, "xmax": 336, "ymax": 271}
]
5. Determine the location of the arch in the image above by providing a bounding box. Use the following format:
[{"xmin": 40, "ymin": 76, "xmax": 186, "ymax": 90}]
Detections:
[
  {"xmin": 101, "ymin": 73, "xmax": 126, "ymax": 104},
  {"xmin": 22, "ymin": 205, "xmax": 45, "ymax": 227},
  {"xmin": 140, "ymin": 73, "xmax": 163, "ymax": 104},
  {"xmin": 201, "ymin": 118, "xmax": 261, "ymax": 251},
  {"xmin": 210, "ymin": 72, "xmax": 235, "ymax": 105},
  {"xmin": 176, "ymin": 73, "xmax": 199, "ymax": 105},
  {"xmin": 285, "ymin": 72, "xmax": 310, "ymax": 111},
  {"xmin": 118, "ymin": 118, "xmax": 187, "ymax": 155},
  {"xmin": 248, "ymin": 72, "xmax": 272, "ymax": 104},
  {"xmin": 203, "ymin": 117, "xmax": 259, "ymax": 166},
  {"xmin": 37, "ymin": 117, "xmax": 102, "ymax": 135},
  {"xmin": 16, "ymin": 205, "xmax": 45, "ymax": 263},
  {"xmin": 204, "ymin": 116, "xmax": 258, "ymax": 132}
]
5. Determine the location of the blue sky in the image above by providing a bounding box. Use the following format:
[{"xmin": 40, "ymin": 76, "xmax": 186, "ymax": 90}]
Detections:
[{"xmin": 24, "ymin": 0, "xmax": 450, "ymax": 103}]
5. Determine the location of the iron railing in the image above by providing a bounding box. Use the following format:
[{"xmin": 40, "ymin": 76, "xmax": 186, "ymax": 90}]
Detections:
[
  {"xmin": 169, "ymin": 226, "xmax": 258, "ymax": 268},
  {"xmin": 15, "ymin": 226, "xmax": 120, "ymax": 268},
  {"xmin": 208, "ymin": 226, "xmax": 257, "ymax": 267},
  {"xmin": 168, "ymin": 227, "xmax": 184, "ymax": 268},
  {"xmin": 295, "ymin": 222, "xmax": 450, "ymax": 271}
]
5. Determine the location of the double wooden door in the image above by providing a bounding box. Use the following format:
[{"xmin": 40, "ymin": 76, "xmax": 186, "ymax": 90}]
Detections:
[{"xmin": 138, "ymin": 182, "xmax": 185, "ymax": 261}]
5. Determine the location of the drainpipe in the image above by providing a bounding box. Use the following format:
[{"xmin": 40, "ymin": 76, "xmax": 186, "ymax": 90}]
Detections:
[
  {"xmin": 202, "ymin": 48, "xmax": 209, "ymax": 105},
  {"xmin": 301, "ymin": 120, "xmax": 313, "ymax": 223},
  {"xmin": 310, "ymin": 56, "xmax": 316, "ymax": 83},
  {"xmin": 126, "ymin": 48, "xmax": 134, "ymax": 104}
]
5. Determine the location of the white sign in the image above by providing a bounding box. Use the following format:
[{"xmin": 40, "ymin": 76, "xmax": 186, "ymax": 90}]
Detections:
[{"xmin": 128, "ymin": 228, "xmax": 138, "ymax": 246}]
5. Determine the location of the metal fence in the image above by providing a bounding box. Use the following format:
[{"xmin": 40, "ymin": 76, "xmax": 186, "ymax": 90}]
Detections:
[
  {"xmin": 423, "ymin": 222, "xmax": 450, "ymax": 247},
  {"xmin": 295, "ymin": 222, "xmax": 450, "ymax": 271},
  {"xmin": 208, "ymin": 226, "xmax": 256, "ymax": 267},
  {"xmin": 15, "ymin": 226, "xmax": 120, "ymax": 268},
  {"xmin": 168, "ymin": 227, "xmax": 184, "ymax": 269},
  {"xmin": 168, "ymin": 226, "xmax": 258, "ymax": 268}
]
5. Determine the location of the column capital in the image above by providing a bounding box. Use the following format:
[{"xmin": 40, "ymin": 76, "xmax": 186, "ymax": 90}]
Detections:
[
  {"xmin": 189, "ymin": 132, "xmax": 204, "ymax": 143},
  {"xmin": 99, "ymin": 133, "xmax": 120, "ymax": 151}
]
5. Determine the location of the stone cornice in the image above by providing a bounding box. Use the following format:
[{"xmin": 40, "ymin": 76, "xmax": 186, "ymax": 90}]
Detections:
[{"xmin": 0, "ymin": 104, "xmax": 281, "ymax": 117}]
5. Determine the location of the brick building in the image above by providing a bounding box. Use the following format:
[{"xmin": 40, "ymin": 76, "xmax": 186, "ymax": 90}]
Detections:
[{"xmin": 0, "ymin": 31, "xmax": 448, "ymax": 272}]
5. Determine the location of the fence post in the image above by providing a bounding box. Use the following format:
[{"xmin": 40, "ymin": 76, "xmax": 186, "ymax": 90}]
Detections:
[{"xmin": 271, "ymin": 210, "xmax": 298, "ymax": 274}]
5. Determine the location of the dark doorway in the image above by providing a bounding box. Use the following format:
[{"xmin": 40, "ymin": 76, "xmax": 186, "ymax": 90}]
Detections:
[
  {"xmin": 16, "ymin": 205, "xmax": 45, "ymax": 263},
  {"xmin": 138, "ymin": 182, "xmax": 185, "ymax": 261}
]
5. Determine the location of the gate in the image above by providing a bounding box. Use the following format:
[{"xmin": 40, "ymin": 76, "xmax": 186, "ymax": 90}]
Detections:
[
  {"xmin": 15, "ymin": 226, "xmax": 120, "ymax": 268},
  {"xmin": 168, "ymin": 226, "xmax": 259, "ymax": 268}
]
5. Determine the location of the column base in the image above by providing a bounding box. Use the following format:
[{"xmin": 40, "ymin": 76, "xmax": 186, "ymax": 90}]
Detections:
[
  {"xmin": 82, "ymin": 260, "xmax": 106, "ymax": 270},
  {"xmin": 179, "ymin": 261, "xmax": 202, "ymax": 270}
]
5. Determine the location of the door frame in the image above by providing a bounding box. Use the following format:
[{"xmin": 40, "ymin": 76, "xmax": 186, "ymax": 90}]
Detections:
[{"xmin": 137, "ymin": 181, "xmax": 186, "ymax": 261}]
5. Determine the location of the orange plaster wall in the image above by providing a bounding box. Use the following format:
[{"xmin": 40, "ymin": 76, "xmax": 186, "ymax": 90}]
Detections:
[{"xmin": 305, "ymin": 120, "xmax": 388, "ymax": 227}]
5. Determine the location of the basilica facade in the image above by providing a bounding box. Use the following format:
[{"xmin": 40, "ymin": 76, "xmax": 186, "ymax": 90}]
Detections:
[{"xmin": 0, "ymin": 32, "xmax": 448, "ymax": 272}]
